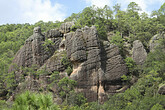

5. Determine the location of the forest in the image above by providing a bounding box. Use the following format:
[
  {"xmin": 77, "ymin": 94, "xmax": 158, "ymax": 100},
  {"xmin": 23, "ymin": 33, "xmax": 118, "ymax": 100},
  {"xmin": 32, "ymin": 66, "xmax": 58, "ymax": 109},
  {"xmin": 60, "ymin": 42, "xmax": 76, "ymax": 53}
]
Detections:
[{"xmin": 0, "ymin": 2, "xmax": 165, "ymax": 110}]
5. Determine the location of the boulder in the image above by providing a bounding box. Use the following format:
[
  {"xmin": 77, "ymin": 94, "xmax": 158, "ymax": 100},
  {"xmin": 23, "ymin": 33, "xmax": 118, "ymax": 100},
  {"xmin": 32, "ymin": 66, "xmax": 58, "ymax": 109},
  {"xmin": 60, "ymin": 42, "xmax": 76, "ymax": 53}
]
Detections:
[
  {"xmin": 132, "ymin": 40, "xmax": 147, "ymax": 65},
  {"xmin": 158, "ymin": 84, "xmax": 165, "ymax": 95},
  {"xmin": 60, "ymin": 22, "xmax": 74, "ymax": 33},
  {"xmin": 149, "ymin": 33, "xmax": 165, "ymax": 52},
  {"xmin": 46, "ymin": 28, "xmax": 63, "ymax": 38}
]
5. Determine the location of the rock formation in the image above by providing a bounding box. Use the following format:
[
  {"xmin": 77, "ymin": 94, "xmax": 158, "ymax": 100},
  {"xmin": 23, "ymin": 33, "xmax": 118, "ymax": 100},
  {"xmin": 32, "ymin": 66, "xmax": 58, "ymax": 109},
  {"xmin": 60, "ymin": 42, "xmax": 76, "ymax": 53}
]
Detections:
[
  {"xmin": 9, "ymin": 25, "xmax": 128, "ymax": 103},
  {"xmin": 132, "ymin": 40, "xmax": 147, "ymax": 65},
  {"xmin": 46, "ymin": 28, "xmax": 63, "ymax": 38},
  {"xmin": 63, "ymin": 26, "xmax": 127, "ymax": 103},
  {"xmin": 8, "ymin": 26, "xmax": 63, "ymax": 81},
  {"xmin": 60, "ymin": 22, "xmax": 74, "ymax": 33},
  {"xmin": 149, "ymin": 33, "xmax": 165, "ymax": 52},
  {"xmin": 158, "ymin": 84, "xmax": 165, "ymax": 95}
]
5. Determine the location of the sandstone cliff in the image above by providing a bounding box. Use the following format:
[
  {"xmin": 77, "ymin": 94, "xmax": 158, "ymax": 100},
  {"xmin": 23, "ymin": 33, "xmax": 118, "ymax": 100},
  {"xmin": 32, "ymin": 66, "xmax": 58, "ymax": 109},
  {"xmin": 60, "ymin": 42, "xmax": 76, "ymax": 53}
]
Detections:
[{"xmin": 9, "ymin": 23, "xmax": 128, "ymax": 103}]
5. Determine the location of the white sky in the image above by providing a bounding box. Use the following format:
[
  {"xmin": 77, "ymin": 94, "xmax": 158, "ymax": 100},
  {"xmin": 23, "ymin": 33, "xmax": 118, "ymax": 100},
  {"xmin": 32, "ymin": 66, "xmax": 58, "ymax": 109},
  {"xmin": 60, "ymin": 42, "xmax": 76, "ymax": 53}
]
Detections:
[{"xmin": 0, "ymin": 0, "xmax": 164, "ymax": 25}]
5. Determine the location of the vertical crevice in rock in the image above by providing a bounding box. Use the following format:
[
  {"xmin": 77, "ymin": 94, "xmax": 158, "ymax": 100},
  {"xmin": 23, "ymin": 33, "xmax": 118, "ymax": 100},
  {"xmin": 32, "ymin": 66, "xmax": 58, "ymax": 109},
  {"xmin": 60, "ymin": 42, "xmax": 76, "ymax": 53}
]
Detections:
[
  {"xmin": 8, "ymin": 25, "xmax": 129, "ymax": 103},
  {"xmin": 100, "ymin": 41, "xmax": 108, "ymax": 77}
]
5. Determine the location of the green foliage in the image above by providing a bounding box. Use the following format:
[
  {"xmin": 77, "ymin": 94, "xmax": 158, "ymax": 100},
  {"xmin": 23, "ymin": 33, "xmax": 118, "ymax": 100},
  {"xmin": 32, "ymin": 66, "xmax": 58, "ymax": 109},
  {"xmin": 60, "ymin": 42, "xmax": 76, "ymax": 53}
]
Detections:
[
  {"xmin": 110, "ymin": 31, "xmax": 124, "ymax": 48},
  {"xmin": 58, "ymin": 77, "xmax": 76, "ymax": 99},
  {"xmin": 137, "ymin": 32, "xmax": 152, "ymax": 50},
  {"xmin": 66, "ymin": 91, "xmax": 87, "ymax": 106},
  {"xmin": 102, "ymin": 87, "xmax": 165, "ymax": 110},
  {"xmin": 47, "ymin": 71, "xmax": 60, "ymax": 88},
  {"xmin": 0, "ymin": 100, "xmax": 8, "ymax": 110},
  {"xmin": 1, "ymin": 2, "xmax": 165, "ymax": 110},
  {"xmin": 144, "ymin": 49, "xmax": 165, "ymax": 80},
  {"xmin": 110, "ymin": 31, "xmax": 125, "ymax": 56},
  {"xmin": 151, "ymin": 103, "xmax": 164, "ymax": 110},
  {"xmin": 0, "ymin": 21, "xmax": 63, "ymax": 99},
  {"xmin": 42, "ymin": 39, "xmax": 54, "ymax": 52},
  {"xmin": 124, "ymin": 57, "xmax": 137, "ymax": 74},
  {"xmin": 65, "ymin": 5, "xmax": 113, "ymax": 40},
  {"xmin": 66, "ymin": 66, "xmax": 73, "ymax": 76},
  {"xmin": 36, "ymin": 67, "xmax": 50, "ymax": 76},
  {"xmin": 12, "ymin": 91, "xmax": 60, "ymax": 110},
  {"xmin": 124, "ymin": 57, "xmax": 135, "ymax": 69},
  {"xmin": 61, "ymin": 52, "xmax": 73, "ymax": 76},
  {"xmin": 121, "ymin": 75, "xmax": 131, "ymax": 81},
  {"xmin": 102, "ymin": 36, "xmax": 165, "ymax": 110}
]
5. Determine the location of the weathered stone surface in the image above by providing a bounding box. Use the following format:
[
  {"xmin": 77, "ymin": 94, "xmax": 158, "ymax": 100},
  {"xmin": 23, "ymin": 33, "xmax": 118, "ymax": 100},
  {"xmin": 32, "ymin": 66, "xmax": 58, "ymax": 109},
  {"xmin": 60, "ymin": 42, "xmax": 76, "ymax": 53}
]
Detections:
[
  {"xmin": 60, "ymin": 22, "xmax": 74, "ymax": 33},
  {"xmin": 64, "ymin": 26, "xmax": 100, "ymax": 102},
  {"xmin": 158, "ymin": 84, "xmax": 165, "ymax": 95},
  {"xmin": 149, "ymin": 33, "xmax": 165, "ymax": 52},
  {"xmin": 46, "ymin": 28, "xmax": 63, "ymax": 38},
  {"xmin": 65, "ymin": 26, "xmax": 128, "ymax": 103},
  {"xmin": 45, "ymin": 28, "xmax": 63, "ymax": 51},
  {"xmin": 107, "ymin": 31, "xmax": 115, "ymax": 42},
  {"xmin": 9, "ymin": 25, "xmax": 128, "ymax": 103},
  {"xmin": 100, "ymin": 42, "xmax": 128, "ymax": 98},
  {"xmin": 132, "ymin": 40, "xmax": 147, "ymax": 65},
  {"xmin": 59, "ymin": 38, "xmax": 66, "ymax": 50},
  {"xmin": 65, "ymin": 29, "xmax": 87, "ymax": 62},
  {"xmin": 8, "ymin": 27, "xmax": 60, "ymax": 81},
  {"xmin": 39, "ymin": 51, "xmax": 66, "ymax": 73}
]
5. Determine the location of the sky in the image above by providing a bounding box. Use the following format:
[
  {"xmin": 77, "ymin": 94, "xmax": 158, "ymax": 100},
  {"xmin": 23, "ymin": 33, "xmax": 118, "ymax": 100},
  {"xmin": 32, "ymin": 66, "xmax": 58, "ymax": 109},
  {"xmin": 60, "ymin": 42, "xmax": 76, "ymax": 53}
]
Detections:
[{"xmin": 0, "ymin": 0, "xmax": 164, "ymax": 25}]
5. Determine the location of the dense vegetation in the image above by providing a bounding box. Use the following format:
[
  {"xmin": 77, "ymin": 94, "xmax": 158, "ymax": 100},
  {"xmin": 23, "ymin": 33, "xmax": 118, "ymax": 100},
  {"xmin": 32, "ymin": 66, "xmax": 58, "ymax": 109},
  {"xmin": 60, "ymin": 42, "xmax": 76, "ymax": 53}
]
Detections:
[{"xmin": 0, "ymin": 2, "xmax": 165, "ymax": 110}]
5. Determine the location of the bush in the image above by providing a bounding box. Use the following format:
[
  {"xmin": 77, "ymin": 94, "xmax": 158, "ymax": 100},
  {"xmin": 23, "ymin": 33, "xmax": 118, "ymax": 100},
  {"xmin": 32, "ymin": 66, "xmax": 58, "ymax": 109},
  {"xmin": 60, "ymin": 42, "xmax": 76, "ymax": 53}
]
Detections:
[
  {"xmin": 12, "ymin": 91, "xmax": 60, "ymax": 110},
  {"xmin": 61, "ymin": 52, "xmax": 73, "ymax": 76},
  {"xmin": 124, "ymin": 57, "xmax": 137, "ymax": 74}
]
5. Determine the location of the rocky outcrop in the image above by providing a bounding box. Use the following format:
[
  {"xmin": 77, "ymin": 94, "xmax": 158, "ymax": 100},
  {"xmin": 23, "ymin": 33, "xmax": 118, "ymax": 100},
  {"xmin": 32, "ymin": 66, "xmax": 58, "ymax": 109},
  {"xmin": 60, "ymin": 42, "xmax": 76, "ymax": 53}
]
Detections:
[
  {"xmin": 132, "ymin": 40, "xmax": 147, "ymax": 65},
  {"xmin": 65, "ymin": 26, "xmax": 128, "ymax": 103},
  {"xmin": 9, "ymin": 25, "xmax": 128, "ymax": 103},
  {"xmin": 102, "ymin": 41, "xmax": 128, "ymax": 81},
  {"xmin": 39, "ymin": 51, "xmax": 66, "ymax": 73},
  {"xmin": 46, "ymin": 29, "xmax": 63, "ymax": 38},
  {"xmin": 65, "ymin": 26, "xmax": 102, "ymax": 102},
  {"xmin": 60, "ymin": 22, "xmax": 74, "ymax": 33},
  {"xmin": 158, "ymin": 84, "xmax": 165, "ymax": 95},
  {"xmin": 8, "ymin": 27, "xmax": 63, "ymax": 81},
  {"xmin": 149, "ymin": 33, "xmax": 165, "ymax": 52}
]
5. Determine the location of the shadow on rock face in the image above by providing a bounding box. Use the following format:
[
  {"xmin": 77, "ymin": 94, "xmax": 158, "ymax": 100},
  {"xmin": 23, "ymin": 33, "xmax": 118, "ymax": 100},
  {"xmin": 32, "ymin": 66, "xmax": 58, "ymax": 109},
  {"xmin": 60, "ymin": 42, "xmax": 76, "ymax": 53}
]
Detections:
[{"xmin": 8, "ymin": 25, "xmax": 128, "ymax": 103}]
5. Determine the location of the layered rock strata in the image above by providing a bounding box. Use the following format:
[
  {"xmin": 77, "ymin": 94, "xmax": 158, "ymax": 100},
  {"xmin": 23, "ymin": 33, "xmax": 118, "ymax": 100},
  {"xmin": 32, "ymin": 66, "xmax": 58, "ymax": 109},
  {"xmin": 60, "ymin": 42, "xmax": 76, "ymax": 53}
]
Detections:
[
  {"xmin": 9, "ymin": 25, "xmax": 128, "ymax": 103},
  {"xmin": 132, "ymin": 40, "xmax": 147, "ymax": 65}
]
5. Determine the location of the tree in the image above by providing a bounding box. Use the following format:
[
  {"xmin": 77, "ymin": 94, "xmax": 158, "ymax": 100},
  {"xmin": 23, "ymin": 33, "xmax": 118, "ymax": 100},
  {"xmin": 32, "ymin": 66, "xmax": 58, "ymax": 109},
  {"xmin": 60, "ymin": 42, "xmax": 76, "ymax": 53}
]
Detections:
[
  {"xmin": 58, "ymin": 77, "xmax": 77, "ymax": 104},
  {"xmin": 159, "ymin": 3, "xmax": 165, "ymax": 16},
  {"xmin": 127, "ymin": 2, "xmax": 141, "ymax": 18},
  {"xmin": 110, "ymin": 31, "xmax": 124, "ymax": 55},
  {"xmin": 151, "ymin": 3, "xmax": 165, "ymax": 26},
  {"xmin": 13, "ymin": 91, "xmax": 60, "ymax": 110},
  {"xmin": 115, "ymin": 10, "xmax": 127, "ymax": 36},
  {"xmin": 113, "ymin": 3, "xmax": 121, "ymax": 14}
]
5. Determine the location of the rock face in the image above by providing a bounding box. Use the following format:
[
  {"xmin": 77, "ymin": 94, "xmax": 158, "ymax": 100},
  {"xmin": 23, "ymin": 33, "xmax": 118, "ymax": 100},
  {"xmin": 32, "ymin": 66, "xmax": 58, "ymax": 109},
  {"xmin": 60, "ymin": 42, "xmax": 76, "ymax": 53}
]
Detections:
[
  {"xmin": 46, "ymin": 29, "xmax": 63, "ymax": 38},
  {"xmin": 9, "ymin": 27, "xmax": 62, "ymax": 81},
  {"xmin": 65, "ymin": 26, "xmax": 102, "ymax": 102},
  {"xmin": 39, "ymin": 51, "xmax": 66, "ymax": 73},
  {"xmin": 9, "ymin": 27, "xmax": 46, "ymax": 68},
  {"xmin": 60, "ymin": 22, "xmax": 74, "ymax": 33},
  {"xmin": 65, "ymin": 26, "xmax": 128, "ymax": 103},
  {"xmin": 158, "ymin": 84, "xmax": 165, "ymax": 95},
  {"xmin": 149, "ymin": 33, "xmax": 165, "ymax": 52},
  {"xmin": 132, "ymin": 40, "xmax": 147, "ymax": 65},
  {"xmin": 9, "ymin": 25, "xmax": 128, "ymax": 103}
]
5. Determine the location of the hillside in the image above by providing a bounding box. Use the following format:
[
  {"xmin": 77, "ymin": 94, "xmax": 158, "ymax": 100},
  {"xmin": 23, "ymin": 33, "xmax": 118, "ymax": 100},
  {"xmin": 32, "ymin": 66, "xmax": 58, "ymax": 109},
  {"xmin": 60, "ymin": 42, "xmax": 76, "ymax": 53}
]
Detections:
[{"xmin": 0, "ymin": 2, "xmax": 165, "ymax": 110}]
